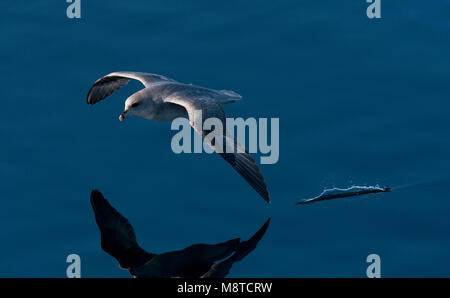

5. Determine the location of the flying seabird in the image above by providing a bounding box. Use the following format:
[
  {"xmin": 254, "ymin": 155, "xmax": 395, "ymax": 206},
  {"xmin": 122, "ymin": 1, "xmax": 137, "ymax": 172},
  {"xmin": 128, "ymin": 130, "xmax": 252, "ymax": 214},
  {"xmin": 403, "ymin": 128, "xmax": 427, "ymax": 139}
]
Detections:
[
  {"xmin": 90, "ymin": 190, "xmax": 270, "ymax": 278},
  {"xmin": 87, "ymin": 71, "xmax": 270, "ymax": 203}
]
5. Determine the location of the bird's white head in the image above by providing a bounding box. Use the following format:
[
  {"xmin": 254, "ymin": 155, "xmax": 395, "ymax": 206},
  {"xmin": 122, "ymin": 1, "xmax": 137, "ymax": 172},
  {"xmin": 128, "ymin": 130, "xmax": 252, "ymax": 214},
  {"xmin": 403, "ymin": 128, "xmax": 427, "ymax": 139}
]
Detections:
[{"xmin": 119, "ymin": 88, "xmax": 155, "ymax": 121}]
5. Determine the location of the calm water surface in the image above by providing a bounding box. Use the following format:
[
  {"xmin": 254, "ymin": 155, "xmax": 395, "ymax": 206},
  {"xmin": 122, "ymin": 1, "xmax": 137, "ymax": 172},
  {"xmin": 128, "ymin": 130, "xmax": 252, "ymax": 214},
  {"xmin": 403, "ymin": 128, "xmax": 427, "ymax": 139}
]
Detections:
[{"xmin": 1, "ymin": 1, "xmax": 449, "ymax": 277}]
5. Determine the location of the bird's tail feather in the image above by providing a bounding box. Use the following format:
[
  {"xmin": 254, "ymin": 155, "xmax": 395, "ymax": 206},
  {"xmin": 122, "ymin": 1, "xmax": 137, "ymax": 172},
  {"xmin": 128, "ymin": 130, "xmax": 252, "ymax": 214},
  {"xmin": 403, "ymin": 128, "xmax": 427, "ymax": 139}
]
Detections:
[{"xmin": 219, "ymin": 90, "xmax": 242, "ymax": 103}]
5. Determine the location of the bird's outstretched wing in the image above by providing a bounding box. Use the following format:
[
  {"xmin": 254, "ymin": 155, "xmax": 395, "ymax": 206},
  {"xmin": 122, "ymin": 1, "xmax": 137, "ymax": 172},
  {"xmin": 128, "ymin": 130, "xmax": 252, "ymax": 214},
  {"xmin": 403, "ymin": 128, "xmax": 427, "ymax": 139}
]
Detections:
[
  {"xmin": 164, "ymin": 90, "xmax": 270, "ymax": 203},
  {"xmin": 90, "ymin": 190, "xmax": 155, "ymax": 271},
  {"xmin": 132, "ymin": 238, "xmax": 240, "ymax": 278},
  {"xmin": 87, "ymin": 71, "xmax": 176, "ymax": 105},
  {"xmin": 202, "ymin": 218, "xmax": 271, "ymax": 278}
]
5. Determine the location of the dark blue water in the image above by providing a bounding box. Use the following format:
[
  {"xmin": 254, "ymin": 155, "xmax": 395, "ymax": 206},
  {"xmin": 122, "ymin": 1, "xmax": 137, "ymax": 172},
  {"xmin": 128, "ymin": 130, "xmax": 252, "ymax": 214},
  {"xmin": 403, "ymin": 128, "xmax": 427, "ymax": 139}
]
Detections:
[{"xmin": 1, "ymin": 1, "xmax": 450, "ymax": 277}]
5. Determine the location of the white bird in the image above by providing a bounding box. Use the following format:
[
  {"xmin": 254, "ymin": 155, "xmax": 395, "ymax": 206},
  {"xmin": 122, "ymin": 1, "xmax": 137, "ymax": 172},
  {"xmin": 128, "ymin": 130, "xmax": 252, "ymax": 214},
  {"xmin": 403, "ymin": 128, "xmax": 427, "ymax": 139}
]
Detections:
[{"xmin": 87, "ymin": 71, "xmax": 270, "ymax": 203}]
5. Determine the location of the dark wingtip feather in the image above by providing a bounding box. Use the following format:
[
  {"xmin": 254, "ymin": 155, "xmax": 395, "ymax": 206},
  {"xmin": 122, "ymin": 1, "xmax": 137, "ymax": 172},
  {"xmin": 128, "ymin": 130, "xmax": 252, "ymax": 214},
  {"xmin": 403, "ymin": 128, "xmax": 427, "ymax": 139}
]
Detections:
[
  {"xmin": 90, "ymin": 190, "xmax": 118, "ymax": 228},
  {"xmin": 233, "ymin": 153, "xmax": 271, "ymax": 203},
  {"xmin": 252, "ymin": 218, "xmax": 271, "ymax": 241},
  {"xmin": 86, "ymin": 86, "xmax": 96, "ymax": 105},
  {"xmin": 90, "ymin": 189, "xmax": 106, "ymax": 210},
  {"xmin": 86, "ymin": 75, "xmax": 130, "ymax": 105}
]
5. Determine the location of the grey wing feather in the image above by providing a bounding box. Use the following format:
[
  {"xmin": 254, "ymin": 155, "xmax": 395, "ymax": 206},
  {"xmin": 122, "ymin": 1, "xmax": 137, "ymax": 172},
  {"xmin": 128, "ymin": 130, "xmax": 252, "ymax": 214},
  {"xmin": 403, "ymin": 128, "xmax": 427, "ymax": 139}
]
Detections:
[
  {"xmin": 86, "ymin": 71, "xmax": 176, "ymax": 105},
  {"xmin": 90, "ymin": 190, "xmax": 155, "ymax": 271},
  {"xmin": 220, "ymin": 139, "xmax": 270, "ymax": 203},
  {"xmin": 163, "ymin": 90, "xmax": 270, "ymax": 203}
]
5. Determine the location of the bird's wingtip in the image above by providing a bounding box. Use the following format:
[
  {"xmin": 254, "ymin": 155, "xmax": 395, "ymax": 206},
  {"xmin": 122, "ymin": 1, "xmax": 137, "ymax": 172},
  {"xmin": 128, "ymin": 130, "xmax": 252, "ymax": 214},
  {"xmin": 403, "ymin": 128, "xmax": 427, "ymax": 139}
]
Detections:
[
  {"xmin": 295, "ymin": 200, "xmax": 311, "ymax": 205},
  {"xmin": 90, "ymin": 189, "xmax": 102, "ymax": 198},
  {"xmin": 90, "ymin": 189, "xmax": 107, "ymax": 208}
]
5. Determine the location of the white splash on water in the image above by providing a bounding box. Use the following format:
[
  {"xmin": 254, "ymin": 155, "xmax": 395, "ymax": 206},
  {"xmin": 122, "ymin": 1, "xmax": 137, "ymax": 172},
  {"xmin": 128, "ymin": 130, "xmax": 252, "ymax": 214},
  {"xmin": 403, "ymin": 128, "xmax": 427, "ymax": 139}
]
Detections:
[{"xmin": 299, "ymin": 185, "xmax": 387, "ymax": 204}]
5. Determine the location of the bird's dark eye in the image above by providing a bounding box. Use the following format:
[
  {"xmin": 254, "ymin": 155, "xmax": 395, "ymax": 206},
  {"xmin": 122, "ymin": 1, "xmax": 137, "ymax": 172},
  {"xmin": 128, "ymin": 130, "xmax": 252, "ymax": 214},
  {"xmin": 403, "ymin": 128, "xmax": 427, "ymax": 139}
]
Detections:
[{"xmin": 131, "ymin": 102, "xmax": 140, "ymax": 108}]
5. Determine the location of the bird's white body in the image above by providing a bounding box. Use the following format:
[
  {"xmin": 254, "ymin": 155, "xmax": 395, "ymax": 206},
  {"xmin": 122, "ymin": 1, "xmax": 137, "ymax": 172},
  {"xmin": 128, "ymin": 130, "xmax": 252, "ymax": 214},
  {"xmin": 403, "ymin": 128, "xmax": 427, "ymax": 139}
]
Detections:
[{"xmin": 87, "ymin": 71, "xmax": 270, "ymax": 203}]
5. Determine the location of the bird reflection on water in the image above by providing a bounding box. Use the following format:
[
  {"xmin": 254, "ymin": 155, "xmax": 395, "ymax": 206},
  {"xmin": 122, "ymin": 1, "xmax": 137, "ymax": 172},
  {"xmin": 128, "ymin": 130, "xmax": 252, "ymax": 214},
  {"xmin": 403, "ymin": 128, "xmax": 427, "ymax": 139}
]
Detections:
[{"xmin": 90, "ymin": 190, "xmax": 270, "ymax": 278}]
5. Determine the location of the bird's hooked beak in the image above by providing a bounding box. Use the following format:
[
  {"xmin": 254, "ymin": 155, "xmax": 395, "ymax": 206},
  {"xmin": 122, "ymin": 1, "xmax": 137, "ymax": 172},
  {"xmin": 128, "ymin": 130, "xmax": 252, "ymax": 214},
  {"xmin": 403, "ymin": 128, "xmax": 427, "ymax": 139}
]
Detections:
[{"xmin": 119, "ymin": 110, "xmax": 127, "ymax": 121}]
